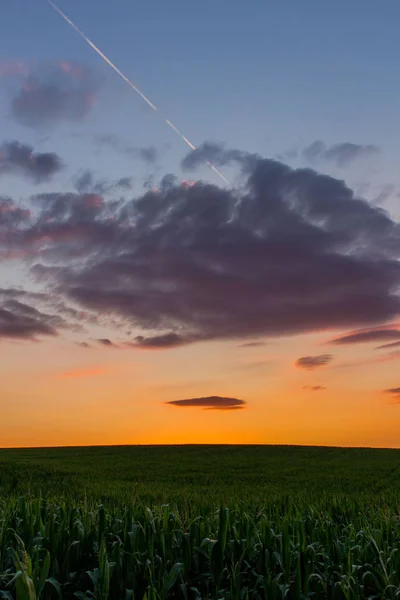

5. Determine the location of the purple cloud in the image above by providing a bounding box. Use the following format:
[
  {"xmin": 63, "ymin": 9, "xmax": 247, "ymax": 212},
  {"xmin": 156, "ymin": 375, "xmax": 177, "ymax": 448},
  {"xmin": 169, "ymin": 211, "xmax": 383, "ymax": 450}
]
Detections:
[
  {"xmin": 10, "ymin": 60, "xmax": 100, "ymax": 128},
  {"xmin": 166, "ymin": 396, "xmax": 246, "ymax": 410},
  {"xmin": 1, "ymin": 144, "xmax": 399, "ymax": 349},
  {"xmin": 296, "ymin": 355, "xmax": 333, "ymax": 370}
]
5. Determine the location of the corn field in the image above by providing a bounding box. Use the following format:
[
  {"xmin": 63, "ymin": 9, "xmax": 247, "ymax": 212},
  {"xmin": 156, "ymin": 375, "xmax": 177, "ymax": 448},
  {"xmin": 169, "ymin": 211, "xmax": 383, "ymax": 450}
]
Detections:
[
  {"xmin": 1, "ymin": 446, "xmax": 400, "ymax": 599},
  {"xmin": 1, "ymin": 496, "xmax": 400, "ymax": 599}
]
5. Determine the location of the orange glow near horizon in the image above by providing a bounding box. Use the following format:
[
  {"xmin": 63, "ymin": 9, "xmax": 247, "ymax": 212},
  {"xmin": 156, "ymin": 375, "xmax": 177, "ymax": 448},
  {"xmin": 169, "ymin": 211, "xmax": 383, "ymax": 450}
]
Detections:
[{"xmin": 1, "ymin": 330, "xmax": 399, "ymax": 449}]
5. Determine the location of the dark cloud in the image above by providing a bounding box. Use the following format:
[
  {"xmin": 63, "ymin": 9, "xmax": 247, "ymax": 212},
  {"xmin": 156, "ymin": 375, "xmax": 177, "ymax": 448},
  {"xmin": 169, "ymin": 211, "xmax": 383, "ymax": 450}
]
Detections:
[
  {"xmin": 0, "ymin": 287, "xmax": 47, "ymax": 302},
  {"xmin": 238, "ymin": 341, "xmax": 266, "ymax": 348},
  {"xmin": 302, "ymin": 385, "xmax": 326, "ymax": 391},
  {"xmin": 94, "ymin": 134, "xmax": 159, "ymax": 165},
  {"xmin": 0, "ymin": 297, "xmax": 59, "ymax": 340},
  {"xmin": 302, "ymin": 141, "xmax": 380, "ymax": 167},
  {"xmin": 0, "ymin": 141, "xmax": 62, "ymax": 182},
  {"xmin": 97, "ymin": 338, "xmax": 114, "ymax": 347},
  {"xmin": 295, "ymin": 355, "xmax": 333, "ymax": 370},
  {"xmin": 77, "ymin": 341, "xmax": 90, "ymax": 348},
  {"xmin": 3, "ymin": 143, "xmax": 400, "ymax": 348},
  {"xmin": 0, "ymin": 288, "xmax": 95, "ymax": 341},
  {"xmin": 10, "ymin": 61, "xmax": 100, "ymax": 128},
  {"xmin": 8, "ymin": 192, "xmax": 110, "ymax": 262},
  {"xmin": 32, "ymin": 191, "xmax": 109, "ymax": 224},
  {"xmin": 165, "ymin": 396, "xmax": 246, "ymax": 410},
  {"xmin": 133, "ymin": 332, "xmax": 195, "ymax": 349},
  {"xmin": 329, "ymin": 327, "xmax": 400, "ymax": 345}
]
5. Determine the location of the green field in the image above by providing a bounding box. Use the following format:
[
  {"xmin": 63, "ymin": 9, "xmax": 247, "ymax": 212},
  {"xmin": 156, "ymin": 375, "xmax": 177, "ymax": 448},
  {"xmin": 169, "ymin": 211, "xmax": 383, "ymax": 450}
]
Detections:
[{"xmin": 1, "ymin": 445, "xmax": 400, "ymax": 599}]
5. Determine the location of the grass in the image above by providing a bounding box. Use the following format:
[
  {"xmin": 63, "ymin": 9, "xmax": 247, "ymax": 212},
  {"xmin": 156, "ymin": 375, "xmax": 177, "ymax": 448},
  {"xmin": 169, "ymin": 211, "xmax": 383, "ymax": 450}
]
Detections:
[
  {"xmin": 0, "ymin": 445, "xmax": 400, "ymax": 598},
  {"xmin": 1, "ymin": 444, "xmax": 400, "ymax": 503}
]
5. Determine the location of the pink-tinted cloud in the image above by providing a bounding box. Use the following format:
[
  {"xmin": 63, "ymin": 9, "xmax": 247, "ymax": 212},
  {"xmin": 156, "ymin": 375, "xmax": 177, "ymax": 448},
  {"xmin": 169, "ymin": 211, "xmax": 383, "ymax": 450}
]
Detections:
[
  {"xmin": 181, "ymin": 180, "xmax": 197, "ymax": 188},
  {"xmin": 0, "ymin": 60, "xmax": 31, "ymax": 77},
  {"xmin": 58, "ymin": 61, "xmax": 84, "ymax": 79},
  {"xmin": 57, "ymin": 366, "xmax": 108, "ymax": 379},
  {"xmin": 0, "ymin": 197, "xmax": 31, "ymax": 226}
]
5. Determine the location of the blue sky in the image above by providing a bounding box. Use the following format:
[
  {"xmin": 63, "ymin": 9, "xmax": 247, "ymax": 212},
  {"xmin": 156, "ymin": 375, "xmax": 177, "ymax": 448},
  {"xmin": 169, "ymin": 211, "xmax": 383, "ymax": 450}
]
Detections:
[{"xmin": 2, "ymin": 0, "xmax": 400, "ymax": 200}]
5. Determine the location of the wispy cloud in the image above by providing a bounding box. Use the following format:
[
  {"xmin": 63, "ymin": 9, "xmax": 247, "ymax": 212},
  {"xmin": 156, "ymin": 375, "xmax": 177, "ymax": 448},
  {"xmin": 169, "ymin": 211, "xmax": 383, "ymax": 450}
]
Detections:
[
  {"xmin": 302, "ymin": 385, "xmax": 326, "ymax": 391},
  {"xmin": 383, "ymin": 387, "xmax": 400, "ymax": 402},
  {"xmin": 328, "ymin": 326, "xmax": 400, "ymax": 346},
  {"xmin": 302, "ymin": 141, "xmax": 380, "ymax": 167},
  {"xmin": 332, "ymin": 351, "xmax": 400, "ymax": 370},
  {"xmin": 384, "ymin": 387, "xmax": 400, "ymax": 395},
  {"xmin": 237, "ymin": 341, "xmax": 266, "ymax": 348},
  {"xmin": 375, "ymin": 340, "xmax": 400, "ymax": 350},
  {"xmin": 93, "ymin": 133, "xmax": 159, "ymax": 165},
  {"xmin": 233, "ymin": 360, "xmax": 274, "ymax": 372},
  {"xmin": 73, "ymin": 169, "xmax": 133, "ymax": 194}
]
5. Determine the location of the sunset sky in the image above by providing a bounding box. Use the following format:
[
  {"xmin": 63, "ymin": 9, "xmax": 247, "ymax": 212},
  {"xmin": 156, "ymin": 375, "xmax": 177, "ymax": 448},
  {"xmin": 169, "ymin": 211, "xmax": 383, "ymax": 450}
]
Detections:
[{"xmin": 1, "ymin": 0, "xmax": 400, "ymax": 448}]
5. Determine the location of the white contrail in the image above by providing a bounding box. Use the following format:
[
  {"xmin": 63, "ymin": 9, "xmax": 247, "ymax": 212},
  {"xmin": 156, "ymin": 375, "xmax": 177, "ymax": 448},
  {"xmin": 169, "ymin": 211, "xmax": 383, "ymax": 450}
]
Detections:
[{"xmin": 46, "ymin": 0, "xmax": 229, "ymax": 185}]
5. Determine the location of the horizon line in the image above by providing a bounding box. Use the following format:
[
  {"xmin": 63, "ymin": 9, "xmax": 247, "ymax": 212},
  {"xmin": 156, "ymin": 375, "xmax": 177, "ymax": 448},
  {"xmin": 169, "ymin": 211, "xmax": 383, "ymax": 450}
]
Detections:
[{"xmin": 1, "ymin": 442, "xmax": 399, "ymax": 451}]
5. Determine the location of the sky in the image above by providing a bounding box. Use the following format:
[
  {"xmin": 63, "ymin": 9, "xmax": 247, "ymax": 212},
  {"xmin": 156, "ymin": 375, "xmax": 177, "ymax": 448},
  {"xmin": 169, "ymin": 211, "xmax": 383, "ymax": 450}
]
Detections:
[{"xmin": 1, "ymin": 0, "xmax": 400, "ymax": 448}]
